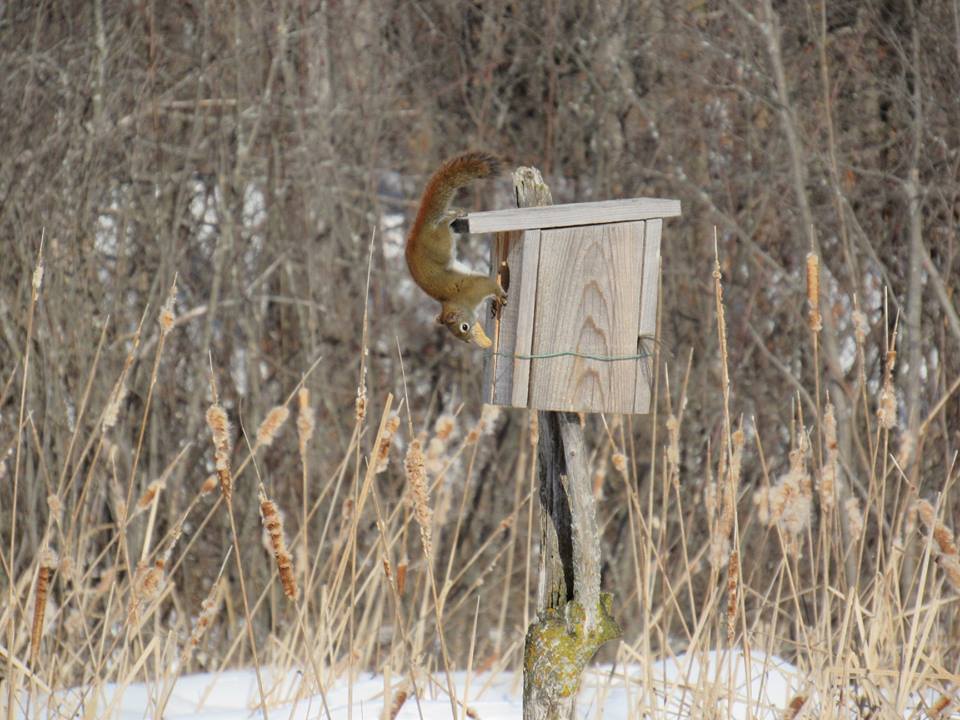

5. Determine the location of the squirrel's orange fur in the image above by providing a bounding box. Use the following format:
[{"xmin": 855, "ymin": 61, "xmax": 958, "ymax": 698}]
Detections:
[{"xmin": 405, "ymin": 151, "xmax": 506, "ymax": 346}]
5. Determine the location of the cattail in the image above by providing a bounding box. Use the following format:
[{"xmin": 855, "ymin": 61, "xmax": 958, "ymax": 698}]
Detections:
[
  {"xmin": 820, "ymin": 403, "xmax": 838, "ymax": 513},
  {"xmin": 877, "ymin": 385, "xmax": 897, "ymax": 430},
  {"xmin": 852, "ymin": 310, "xmax": 869, "ymax": 344},
  {"xmin": 47, "ymin": 493, "xmax": 63, "ymax": 527},
  {"xmin": 297, "ymin": 387, "xmax": 315, "ymax": 457},
  {"xmin": 206, "ymin": 403, "xmax": 233, "ymax": 502},
  {"xmin": 32, "ymin": 253, "xmax": 44, "ymax": 297},
  {"xmin": 528, "ymin": 412, "xmax": 539, "ymax": 447},
  {"xmin": 158, "ymin": 279, "xmax": 176, "ymax": 334},
  {"xmin": 611, "ymin": 452, "xmax": 627, "ymax": 476},
  {"xmin": 755, "ymin": 434, "xmax": 813, "ymax": 540},
  {"xmin": 783, "ymin": 695, "xmax": 807, "ymax": 720},
  {"xmin": 355, "ymin": 386, "xmax": 367, "ymax": 424},
  {"xmin": 255, "ymin": 405, "xmax": 290, "ymax": 448},
  {"xmin": 30, "ymin": 548, "xmax": 58, "ymax": 666},
  {"xmin": 725, "ymin": 550, "xmax": 739, "ymax": 644},
  {"xmin": 404, "ymin": 436, "xmax": 432, "ymax": 559},
  {"xmin": 58, "ymin": 554, "xmax": 76, "ymax": 585},
  {"xmin": 128, "ymin": 558, "xmax": 167, "ymax": 625},
  {"xmin": 938, "ymin": 555, "xmax": 960, "ymax": 593},
  {"xmin": 425, "ymin": 436, "xmax": 448, "ymax": 475},
  {"xmin": 915, "ymin": 499, "xmax": 960, "ymax": 590},
  {"xmin": 877, "ymin": 347, "xmax": 898, "ymax": 430},
  {"xmin": 396, "ymin": 561, "xmax": 408, "ymax": 596},
  {"xmin": 466, "ymin": 404, "xmax": 501, "ymax": 445},
  {"xmin": 665, "ymin": 415, "xmax": 680, "ymax": 469},
  {"xmin": 385, "ymin": 682, "xmax": 411, "ymax": 720},
  {"xmin": 806, "ymin": 252, "xmax": 822, "ymax": 332},
  {"xmin": 433, "ymin": 413, "xmax": 457, "ymax": 442},
  {"xmin": 260, "ymin": 495, "xmax": 297, "ymax": 600},
  {"xmin": 135, "ymin": 479, "xmax": 165, "ymax": 513},
  {"xmin": 929, "ymin": 694, "xmax": 953, "ymax": 719},
  {"xmin": 103, "ymin": 382, "xmax": 128, "ymax": 431},
  {"xmin": 845, "ymin": 496, "xmax": 864, "ymax": 539},
  {"xmin": 375, "ymin": 411, "xmax": 401, "ymax": 473},
  {"xmin": 200, "ymin": 474, "xmax": 218, "ymax": 496},
  {"xmin": 182, "ymin": 581, "xmax": 221, "ymax": 664}
]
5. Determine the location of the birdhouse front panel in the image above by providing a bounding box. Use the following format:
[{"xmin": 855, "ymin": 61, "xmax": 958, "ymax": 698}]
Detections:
[{"xmin": 475, "ymin": 198, "xmax": 677, "ymax": 415}]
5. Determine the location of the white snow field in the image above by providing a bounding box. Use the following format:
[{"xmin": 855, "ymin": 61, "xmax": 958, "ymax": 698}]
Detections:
[{"xmin": 16, "ymin": 648, "xmax": 955, "ymax": 719}]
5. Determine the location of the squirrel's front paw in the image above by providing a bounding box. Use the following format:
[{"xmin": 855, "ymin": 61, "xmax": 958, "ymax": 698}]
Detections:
[{"xmin": 491, "ymin": 288, "xmax": 508, "ymax": 319}]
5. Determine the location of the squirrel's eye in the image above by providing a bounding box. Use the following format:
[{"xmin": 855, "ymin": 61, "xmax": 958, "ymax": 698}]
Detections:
[{"xmin": 460, "ymin": 322, "xmax": 470, "ymax": 333}]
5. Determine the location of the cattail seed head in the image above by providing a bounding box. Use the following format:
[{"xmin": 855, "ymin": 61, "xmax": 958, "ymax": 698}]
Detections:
[
  {"xmin": 103, "ymin": 382, "xmax": 128, "ymax": 431},
  {"xmin": 806, "ymin": 253, "xmax": 821, "ymax": 332},
  {"xmin": 30, "ymin": 549, "xmax": 57, "ymax": 665},
  {"xmin": 206, "ymin": 404, "xmax": 233, "ymax": 502},
  {"xmin": 611, "ymin": 452, "xmax": 627, "ymax": 476},
  {"xmin": 47, "ymin": 493, "xmax": 63, "ymax": 526},
  {"xmin": 404, "ymin": 436, "xmax": 432, "ymax": 559},
  {"xmin": 159, "ymin": 282, "xmax": 176, "ymax": 333},
  {"xmin": 256, "ymin": 405, "xmax": 290, "ymax": 448},
  {"xmin": 845, "ymin": 496, "xmax": 864, "ymax": 539},
  {"xmin": 375, "ymin": 411, "xmax": 401, "ymax": 473},
  {"xmin": 852, "ymin": 310, "xmax": 869, "ymax": 344},
  {"xmin": 528, "ymin": 412, "xmax": 539, "ymax": 447},
  {"xmin": 260, "ymin": 496, "xmax": 297, "ymax": 600},
  {"xmin": 136, "ymin": 479, "xmax": 165, "ymax": 512},
  {"xmin": 433, "ymin": 413, "xmax": 457, "ymax": 442},
  {"xmin": 297, "ymin": 387, "xmax": 315, "ymax": 456},
  {"xmin": 200, "ymin": 474, "xmax": 218, "ymax": 496}
]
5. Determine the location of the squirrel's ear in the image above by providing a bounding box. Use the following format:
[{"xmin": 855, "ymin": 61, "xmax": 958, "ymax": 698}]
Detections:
[{"xmin": 434, "ymin": 312, "xmax": 445, "ymax": 325}]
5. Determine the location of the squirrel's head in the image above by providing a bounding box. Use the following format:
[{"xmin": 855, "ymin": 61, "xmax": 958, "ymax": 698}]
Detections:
[{"xmin": 436, "ymin": 306, "xmax": 492, "ymax": 348}]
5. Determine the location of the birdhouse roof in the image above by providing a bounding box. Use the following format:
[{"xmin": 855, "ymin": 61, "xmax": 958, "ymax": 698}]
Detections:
[{"xmin": 457, "ymin": 197, "xmax": 681, "ymax": 234}]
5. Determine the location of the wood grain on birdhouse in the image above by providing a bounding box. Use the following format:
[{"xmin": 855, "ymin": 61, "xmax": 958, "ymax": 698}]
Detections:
[{"xmin": 479, "ymin": 198, "xmax": 678, "ymax": 415}]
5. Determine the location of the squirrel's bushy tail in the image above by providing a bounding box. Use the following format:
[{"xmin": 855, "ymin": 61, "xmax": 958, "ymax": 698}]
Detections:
[{"xmin": 413, "ymin": 151, "xmax": 502, "ymax": 228}]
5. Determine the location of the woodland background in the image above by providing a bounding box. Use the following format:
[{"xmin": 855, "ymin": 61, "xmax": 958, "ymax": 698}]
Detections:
[{"xmin": 1, "ymin": 0, "xmax": 958, "ymax": 702}]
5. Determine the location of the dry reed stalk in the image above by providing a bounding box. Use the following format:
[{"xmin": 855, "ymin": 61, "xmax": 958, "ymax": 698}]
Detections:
[
  {"xmin": 806, "ymin": 252, "xmax": 822, "ymax": 332},
  {"xmin": 404, "ymin": 435, "xmax": 432, "ymax": 559},
  {"xmin": 255, "ymin": 405, "xmax": 290, "ymax": 449},
  {"xmin": 29, "ymin": 548, "xmax": 57, "ymax": 666},
  {"xmin": 259, "ymin": 491, "xmax": 297, "ymax": 600},
  {"xmin": 528, "ymin": 411, "xmax": 539, "ymax": 447},
  {"xmin": 205, "ymin": 403, "xmax": 233, "ymax": 502}
]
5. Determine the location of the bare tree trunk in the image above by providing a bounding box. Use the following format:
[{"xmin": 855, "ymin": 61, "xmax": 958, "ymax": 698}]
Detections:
[{"xmin": 516, "ymin": 168, "xmax": 621, "ymax": 720}]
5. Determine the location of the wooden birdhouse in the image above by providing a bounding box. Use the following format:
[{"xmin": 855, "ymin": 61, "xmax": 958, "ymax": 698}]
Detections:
[{"xmin": 459, "ymin": 198, "xmax": 680, "ymax": 415}]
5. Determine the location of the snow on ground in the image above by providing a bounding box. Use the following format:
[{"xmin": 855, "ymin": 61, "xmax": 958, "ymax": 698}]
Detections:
[
  {"xmin": 20, "ymin": 649, "xmax": 956, "ymax": 719},
  {"xmin": 22, "ymin": 650, "xmax": 809, "ymax": 720}
]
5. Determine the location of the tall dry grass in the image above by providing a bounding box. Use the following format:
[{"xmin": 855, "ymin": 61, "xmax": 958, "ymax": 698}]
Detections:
[{"xmin": 0, "ymin": 235, "xmax": 957, "ymax": 720}]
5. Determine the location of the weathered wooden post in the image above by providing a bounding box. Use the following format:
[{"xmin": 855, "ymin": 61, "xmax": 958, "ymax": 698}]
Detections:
[{"xmin": 456, "ymin": 168, "xmax": 680, "ymax": 719}]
